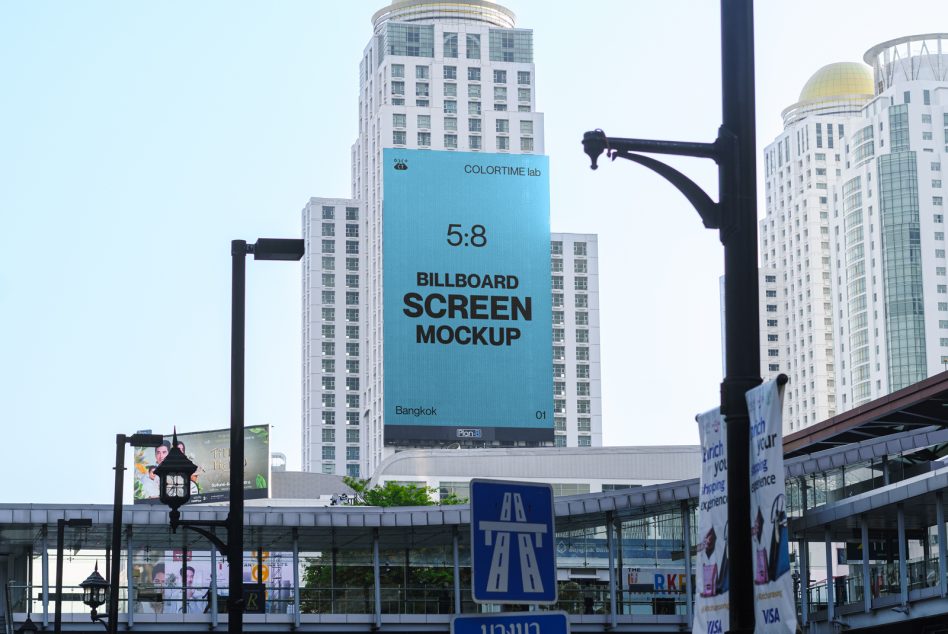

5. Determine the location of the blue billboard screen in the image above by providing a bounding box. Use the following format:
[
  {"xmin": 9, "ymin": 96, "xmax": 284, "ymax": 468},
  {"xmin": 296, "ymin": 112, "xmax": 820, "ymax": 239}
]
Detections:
[{"xmin": 383, "ymin": 148, "xmax": 553, "ymax": 443}]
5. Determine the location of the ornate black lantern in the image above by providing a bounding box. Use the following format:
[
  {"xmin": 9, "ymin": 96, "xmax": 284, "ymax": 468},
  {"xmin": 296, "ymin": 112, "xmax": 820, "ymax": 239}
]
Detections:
[
  {"xmin": 80, "ymin": 561, "xmax": 109, "ymax": 613},
  {"xmin": 154, "ymin": 430, "xmax": 198, "ymax": 523}
]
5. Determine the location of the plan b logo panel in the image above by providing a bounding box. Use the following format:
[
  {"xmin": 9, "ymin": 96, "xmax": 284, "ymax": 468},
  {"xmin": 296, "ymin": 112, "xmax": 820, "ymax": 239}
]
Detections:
[{"xmin": 470, "ymin": 479, "xmax": 557, "ymax": 604}]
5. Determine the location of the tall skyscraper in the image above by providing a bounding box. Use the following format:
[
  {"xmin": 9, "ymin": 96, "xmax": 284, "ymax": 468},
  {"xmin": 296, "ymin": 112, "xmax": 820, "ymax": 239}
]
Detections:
[
  {"xmin": 301, "ymin": 0, "xmax": 602, "ymax": 477},
  {"xmin": 760, "ymin": 34, "xmax": 948, "ymax": 433}
]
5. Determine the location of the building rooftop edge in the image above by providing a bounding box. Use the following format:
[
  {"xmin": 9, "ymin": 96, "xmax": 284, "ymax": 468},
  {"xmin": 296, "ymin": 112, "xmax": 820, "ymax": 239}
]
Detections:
[{"xmin": 863, "ymin": 33, "xmax": 948, "ymax": 65}]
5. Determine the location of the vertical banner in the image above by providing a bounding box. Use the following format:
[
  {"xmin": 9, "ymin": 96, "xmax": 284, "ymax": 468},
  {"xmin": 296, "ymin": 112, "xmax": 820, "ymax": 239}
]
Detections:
[
  {"xmin": 746, "ymin": 380, "xmax": 794, "ymax": 633},
  {"xmin": 694, "ymin": 408, "xmax": 729, "ymax": 634}
]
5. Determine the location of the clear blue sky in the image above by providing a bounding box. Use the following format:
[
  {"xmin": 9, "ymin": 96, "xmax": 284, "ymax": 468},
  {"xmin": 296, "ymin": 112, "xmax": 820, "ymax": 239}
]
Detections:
[{"xmin": 1, "ymin": 1, "xmax": 942, "ymax": 504}]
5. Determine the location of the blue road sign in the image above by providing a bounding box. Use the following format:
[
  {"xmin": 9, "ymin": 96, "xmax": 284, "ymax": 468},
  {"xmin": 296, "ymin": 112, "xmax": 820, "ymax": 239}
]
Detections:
[
  {"xmin": 470, "ymin": 479, "xmax": 557, "ymax": 604},
  {"xmin": 452, "ymin": 612, "xmax": 569, "ymax": 634}
]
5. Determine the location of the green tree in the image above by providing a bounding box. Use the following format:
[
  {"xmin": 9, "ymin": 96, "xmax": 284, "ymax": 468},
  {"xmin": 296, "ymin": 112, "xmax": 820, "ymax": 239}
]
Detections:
[{"xmin": 342, "ymin": 476, "xmax": 467, "ymax": 506}]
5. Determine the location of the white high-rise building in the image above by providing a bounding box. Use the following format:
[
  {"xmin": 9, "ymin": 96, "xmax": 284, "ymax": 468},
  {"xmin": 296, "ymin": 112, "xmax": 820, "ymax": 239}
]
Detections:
[
  {"xmin": 301, "ymin": 1, "xmax": 602, "ymax": 477},
  {"xmin": 760, "ymin": 34, "xmax": 948, "ymax": 433}
]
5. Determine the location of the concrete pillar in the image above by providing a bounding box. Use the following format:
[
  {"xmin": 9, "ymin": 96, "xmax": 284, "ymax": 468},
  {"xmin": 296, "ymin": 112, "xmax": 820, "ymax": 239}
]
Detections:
[
  {"xmin": 41, "ymin": 525, "xmax": 48, "ymax": 628},
  {"xmin": 825, "ymin": 525, "xmax": 834, "ymax": 622},
  {"xmin": 607, "ymin": 513, "xmax": 617, "ymax": 629},
  {"xmin": 126, "ymin": 525, "xmax": 134, "ymax": 627},
  {"xmin": 452, "ymin": 526, "xmax": 461, "ymax": 615},
  {"xmin": 898, "ymin": 504, "xmax": 908, "ymax": 607},
  {"xmin": 292, "ymin": 527, "xmax": 301, "ymax": 628},
  {"xmin": 682, "ymin": 501, "xmax": 693, "ymax": 626},
  {"xmin": 861, "ymin": 516, "xmax": 871, "ymax": 613},
  {"xmin": 373, "ymin": 528, "xmax": 382, "ymax": 629}
]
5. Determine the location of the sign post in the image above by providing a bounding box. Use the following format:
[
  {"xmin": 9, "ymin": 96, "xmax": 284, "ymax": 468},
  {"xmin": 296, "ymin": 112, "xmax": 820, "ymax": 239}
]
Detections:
[{"xmin": 454, "ymin": 479, "xmax": 567, "ymax": 633}]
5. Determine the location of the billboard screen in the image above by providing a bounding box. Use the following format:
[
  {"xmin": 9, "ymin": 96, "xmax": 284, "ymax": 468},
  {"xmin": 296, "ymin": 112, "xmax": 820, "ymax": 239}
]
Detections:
[
  {"xmin": 383, "ymin": 148, "xmax": 553, "ymax": 443},
  {"xmin": 133, "ymin": 425, "xmax": 270, "ymax": 504}
]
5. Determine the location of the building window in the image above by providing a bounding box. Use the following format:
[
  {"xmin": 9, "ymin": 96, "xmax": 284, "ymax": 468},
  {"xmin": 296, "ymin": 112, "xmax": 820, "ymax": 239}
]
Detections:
[
  {"xmin": 576, "ymin": 312, "xmax": 588, "ymax": 325},
  {"xmin": 444, "ymin": 65, "xmax": 457, "ymax": 79},
  {"xmin": 551, "ymin": 241, "xmax": 563, "ymax": 255},
  {"xmin": 575, "ymin": 295, "xmax": 588, "ymax": 309},
  {"xmin": 576, "ymin": 382, "xmax": 590, "ymax": 396},
  {"xmin": 445, "ymin": 134, "xmax": 458, "ymax": 148},
  {"xmin": 466, "ymin": 33, "xmax": 480, "ymax": 59},
  {"xmin": 494, "ymin": 86, "xmax": 507, "ymax": 101},
  {"xmin": 321, "ymin": 206, "xmax": 335, "ymax": 220},
  {"xmin": 496, "ymin": 119, "xmax": 509, "ymax": 133},
  {"xmin": 418, "ymin": 131, "xmax": 431, "ymax": 146},
  {"xmin": 554, "ymin": 436, "xmax": 566, "ymax": 447},
  {"xmin": 415, "ymin": 82, "xmax": 429, "ymax": 97},
  {"xmin": 346, "ymin": 207, "xmax": 358, "ymax": 221},
  {"xmin": 518, "ymin": 87, "xmax": 531, "ymax": 102},
  {"xmin": 468, "ymin": 67, "xmax": 481, "ymax": 82},
  {"xmin": 469, "ymin": 101, "xmax": 482, "ymax": 115},
  {"xmin": 496, "ymin": 136, "xmax": 509, "ymax": 150},
  {"xmin": 553, "ymin": 363, "xmax": 565, "ymax": 378},
  {"xmin": 322, "ymin": 411, "xmax": 335, "ymax": 425},
  {"xmin": 444, "ymin": 117, "xmax": 457, "ymax": 131},
  {"xmin": 346, "ymin": 325, "xmax": 359, "ymax": 339},
  {"xmin": 321, "ymin": 359, "xmax": 335, "ymax": 373},
  {"xmin": 443, "ymin": 32, "xmax": 458, "ymax": 58},
  {"xmin": 322, "ymin": 446, "xmax": 335, "ymax": 460},
  {"xmin": 575, "ymin": 277, "xmax": 588, "ymax": 291},
  {"xmin": 322, "ymin": 256, "xmax": 335, "ymax": 270},
  {"xmin": 469, "ymin": 118, "xmax": 482, "ymax": 132},
  {"xmin": 391, "ymin": 64, "xmax": 405, "ymax": 78},
  {"xmin": 768, "ymin": 363, "xmax": 780, "ymax": 372},
  {"xmin": 346, "ymin": 308, "xmax": 358, "ymax": 321},
  {"xmin": 574, "ymin": 242, "xmax": 587, "ymax": 256},
  {"xmin": 520, "ymin": 137, "xmax": 534, "ymax": 152},
  {"xmin": 346, "ymin": 360, "xmax": 359, "ymax": 373},
  {"xmin": 520, "ymin": 120, "xmax": 533, "ymax": 135},
  {"xmin": 346, "ymin": 412, "xmax": 360, "ymax": 425},
  {"xmin": 346, "ymin": 292, "xmax": 359, "ymax": 305},
  {"xmin": 517, "ymin": 71, "xmax": 531, "ymax": 85},
  {"xmin": 493, "ymin": 69, "xmax": 507, "ymax": 83},
  {"xmin": 321, "ymin": 291, "xmax": 335, "ymax": 305},
  {"xmin": 346, "ymin": 258, "xmax": 358, "ymax": 272},
  {"xmin": 444, "ymin": 82, "xmax": 457, "ymax": 97},
  {"xmin": 321, "ymin": 392, "xmax": 335, "ymax": 408},
  {"xmin": 346, "ymin": 395, "xmax": 360, "ymax": 409},
  {"xmin": 393, "ymin": 130, "xmax": 407, "ymax": 145},
  {"xmin": 322, "ymin": 342, "xmax": 335, "ymax": 356},
  {"xmin": 417, "ymin": 114, "xmax": 431, "ymax": 129},
  {"xmin": 346, "ymin": 464, "xmax": 360, "ymax": 477},
  {"xmin": 576, "ymin": 347, "xmax": 589, "ymax": 361},
  {"xmin": 322, "ymin": 428, "xmax": 335, "ymax": 443},
  {"xmin": 347, "ymin": 428, "xmax": 360, "ymax": 443},
  {"xmin": 322, "ymin": 308, "xmax": 335, "ymax": 322},
  {"xmin": 392, "ymin": 81, "xmax": 405, "ymax": 95},
  {"xmin": 578, "ymin": 436, "xmax": 592, "ymax": 447},
  {"xmin": 469, "ymin": 135, "xmax": 482, "ymax": 150},
  {"xmin": 345, "ymin": 274, "xmax": 359, "ymax": 288},
  {"xmin": 322, "ymin": 376, "xmax": 335, "ymax": 390},
  {"xmin": 346, "ymin": 241, "xmax": 359, "ymax": 254},
  {"xmin": 444, "ymin": 100, "xmax": 457, "ymax": 114}
]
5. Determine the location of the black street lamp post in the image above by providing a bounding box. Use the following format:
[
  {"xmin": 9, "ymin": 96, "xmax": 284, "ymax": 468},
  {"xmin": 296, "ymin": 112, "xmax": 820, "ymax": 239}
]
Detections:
[
  {"xmin": 107, "ymin": 433, "xmax": 163, "ymax": 634},
  {"xmin": 54, "ymin": 517, "xmax": 92, "ymax": 634},
  {"xmin": 156, "ymin": 238, "xmax": 304, "ymax": 634},
  {"xmin": 79, "ymin": 562, "xmax": 109, "ymax": 627},
  {"xmin": 581, "ymin": 2, "xmax": 760, "ymax": 632}
]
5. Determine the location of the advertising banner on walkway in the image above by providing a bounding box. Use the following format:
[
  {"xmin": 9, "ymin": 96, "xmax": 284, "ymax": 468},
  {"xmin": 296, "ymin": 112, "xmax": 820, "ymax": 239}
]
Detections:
[
  {"xmin": 382, "ymin": 148, "xmax": 553, "ymax": 444},
  {"xmin": 693, "ymin": 408, "xmax": 729, "ymax": 634},
  {"xmin": 133, "ymin": 425, "xmax": 270, "ymax": 504},
  {"xmin": 746, "ymin": 379, "xmax": 794, "ymax": 633}
]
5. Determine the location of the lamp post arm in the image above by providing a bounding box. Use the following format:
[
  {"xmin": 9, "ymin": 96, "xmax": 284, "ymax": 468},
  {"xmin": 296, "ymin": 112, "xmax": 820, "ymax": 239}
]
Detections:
[
  {"xmin": 180, "ymin": 523, "xmax": 230, "ymax": 559},
  {"xmin": 608, "ymin": 150, "xmax": 721, "ymax": 230}
]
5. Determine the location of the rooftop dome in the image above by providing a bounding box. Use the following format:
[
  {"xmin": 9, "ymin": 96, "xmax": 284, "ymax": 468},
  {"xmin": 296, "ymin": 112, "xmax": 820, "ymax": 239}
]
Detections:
[
  {"xmin": 781, "ymin": 62, "xmax": 874, "ymax": 127},
  {"xmin": 798, "ymin": 62, "xmax": 874, "ymax": 102}
]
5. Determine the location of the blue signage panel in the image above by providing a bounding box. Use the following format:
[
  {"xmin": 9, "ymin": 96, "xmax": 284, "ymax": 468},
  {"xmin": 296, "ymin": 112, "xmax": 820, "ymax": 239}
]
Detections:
[
  {"xmin": 382, "ymin": 148, "xmax": 553, "ymax": 444},
  {"xmin": 452, "ymin": 612, "xmax": 569, "ymax": 634},
  {"xmin": 470, "ymin": 479, "xmax": 557, "ymax": 604}
]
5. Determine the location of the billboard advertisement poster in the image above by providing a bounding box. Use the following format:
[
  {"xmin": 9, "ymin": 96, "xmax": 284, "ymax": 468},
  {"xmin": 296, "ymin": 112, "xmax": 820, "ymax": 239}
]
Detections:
[
  {"xmin": 382, "ymin": 148, "xmax": 553, "ymax": 443},
  {"xmin": 693, "ymin": 408, "xmax": 729, "ymax": 634},
  {"xmin": 746, "ymin": 379, "xmax": 794, "ymax": 633},
  {"xmin": 133, "ymin": 425, "xmax": 270, "ymax": 504}
]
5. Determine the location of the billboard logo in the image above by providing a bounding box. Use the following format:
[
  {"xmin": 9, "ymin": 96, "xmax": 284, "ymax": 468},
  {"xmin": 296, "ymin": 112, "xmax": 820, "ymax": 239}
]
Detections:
[
  {"xmin": 457, "ymin": 428, "xmax": 482, "ymax": 439},
  {"xmin": 393, "ymin": 158, "xmax": 408, "ymax": 171}
]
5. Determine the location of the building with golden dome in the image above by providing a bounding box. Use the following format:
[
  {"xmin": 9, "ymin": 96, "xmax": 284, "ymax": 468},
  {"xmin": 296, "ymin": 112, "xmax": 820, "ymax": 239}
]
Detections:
[{"xmin": 760, "ymin": 34, "xmax": 948, "ymax": 434}]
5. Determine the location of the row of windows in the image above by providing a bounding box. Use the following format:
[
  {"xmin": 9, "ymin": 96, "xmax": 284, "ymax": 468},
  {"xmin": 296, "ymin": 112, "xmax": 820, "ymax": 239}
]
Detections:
[
  {"xmin": 551, "ymin": 241, "xmax": 588, "ymax": 256},
  {"xmin": 321, "ymin": 240, "xmax": 360, "ymax": 254},
  {"xmin": 394, "ymin": 131, "xmax": 534, "ymax": 151},
  {"xmin": 318, "ymin": 291, "xmax": 360, "ymax": 306},
  {"xmin": 554, "ymin": 399, "xmax": 593, "ymax": 414},
  {"xmin": 553, "ymin": 346, "xmax": 591, "ymax": 361},
  {"xmin": 320, "ymin": 206, "xmax": 359, "ymax": 221},
  {"xmin": 319, "ymin": 274, "xmax": 360, "ymax": 289},
  {"xmin": 322, "ymin": 428, "xmax": 361, "ymax": 443},
  {"xmin": 552, "ymin": 311, "xmax": 590, "ymax": 326},
  {"xmin": 552, "ymin": 328, "xmax": 591, "ymax": 343},
  {"xmin": 392, "ymin": 80, "xmax": 533, "ymax": 102},
  {"xmin": 397, "ymin": 63, "xmax": 531, "ymax": 85},
  {"xmin": 393, "ymin": 113, "xmax": 533, "ymax": 135},
  {"xmin": 321, "ymin": 446, "xmax": 361, "ymax": 460},
  {"xmin": 320, "ymin": 308, "xmax": 360, "ymax": 322},
  {"xmin": 552, "ymin": 276, "xmax": 590, "ymax": 291},
  {"xmin": 321, "ymin": 376, "xmax": 359, "ymax": 391},
  {"xmin": 321, "ymin": 411, "xmax": 361, "ymax": 424},
  {"xmin": 553, "ymin": 381, "xmax": 593, "ymax": 396},
  {"xmin": 553, "ymin": 417, "xmax": 593, "ymax": 432},
  {"xmin": 320, "ymin": 325, "xmax": 360, "ymax": 339},
  {"xmin": 320, "ymin": 393, "xmax": 361, "ymax": 408},
  {"xmin": 552, "ymin": 259, "xmax": 587, "ymax": 273},
  {"xmin": 553, "ymin": 363, "xmax": 592, "ymax": 379},
  {"xmin": 322, "ymin": 464, "xmax": 360, "ymax": 477},
  {"xmin": 319, "ymin": 341, "xmax": 360, "ymax": 356},
  {"xmin": 553, "ymin": 293, "xmax": 589, "ymax": 309},
  {"xmin": 322, "ymin": 223, "xmax": 359, "ymax": 238},
  {"xmin": 320, "ymin": 359, "xmax": 359, "ymax": 373}
]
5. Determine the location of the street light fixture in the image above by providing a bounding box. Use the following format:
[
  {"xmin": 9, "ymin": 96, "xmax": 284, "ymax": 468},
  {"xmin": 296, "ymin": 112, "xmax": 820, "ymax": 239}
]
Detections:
[
  {"xmin": 79, "ymin": 562, "xmax": 109, "ymax": 627},
  {"xmin": 154, "ymin": 430, "xmax": 198, "ymax": 528},
  {"xmin": 581, "ymin": 2, "xmax": 760, "ymax": 632},
  {"xmin": 156, "ymin": 237, "xmax": 304, "ymax": 634}
]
